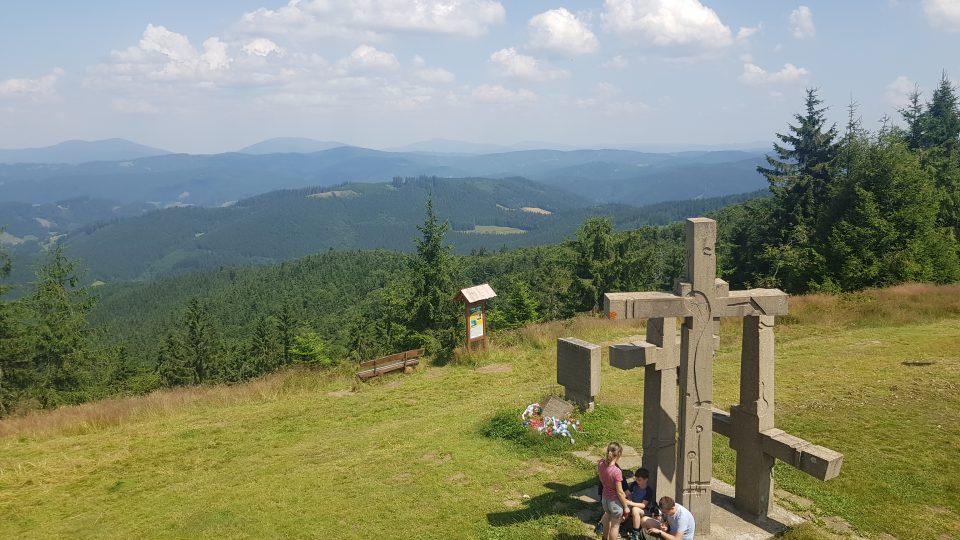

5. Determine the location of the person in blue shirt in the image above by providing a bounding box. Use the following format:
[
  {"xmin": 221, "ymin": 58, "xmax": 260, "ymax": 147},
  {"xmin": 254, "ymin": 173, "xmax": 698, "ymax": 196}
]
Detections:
[
  {"xmin": 626, "ymin": 467, "xmax": 656, "ymax": 540},
  {"xmin": 647, "ymin": 496, "xmax": 695, "ymax": 540}
]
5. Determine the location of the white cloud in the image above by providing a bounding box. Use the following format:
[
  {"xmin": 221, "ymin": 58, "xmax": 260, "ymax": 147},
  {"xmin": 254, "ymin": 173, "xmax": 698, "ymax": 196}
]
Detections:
[
  {"xmin": 885, "ymin": 75, "xmax": 917, "ymax": 107},
  {"xmin": 601, "ymin": 55, "xmax": 629, "ymax": 69},
  {"xmin": 338, "ymin": 45, "xmax": 399, "ymax": 72},
  {"xmin": 243, "ymin": 38, "xmax": 282, "ymax": 57},
  {"xmin": 602, "ymin": 0, "xmax": 733, "ymax": 49},
  {"xmin": 789, "ymin": 6, "xmax": 815, "ymax": 39},
  {"xmin": 471, "ymin": 84, "xmax": 536, "ymax": 104},
  {"xmin": 101, "ymin": 25, "xmax": 232, "ymax": 84},
  {"xmin": 529, "ymin": 8, "xmax": 598, "ymax": 55},
  {"xmin": 490, "ymin": 48, "xmax": 567, "ymax": 81},
  {"xmin": 739, "ymin": 62, "xmax": 809, "ymax": 85},
  {"xmin": 416, "ymin": 68, "xmax": 455, "ymax": 84},
  {"xmin": 924, "ymin": 0, "xmax": 960, "ymax": 31},
  {"xmin": 238, "ymin": 0, "xmax": 505, "ymax": 39},
  {"xmin": 0, "ymin": 68, "xmax": 64, "ymax": 98},
  {"xmin": 737, "ymin": 25, "xmax": 760, "ymax": 42}
]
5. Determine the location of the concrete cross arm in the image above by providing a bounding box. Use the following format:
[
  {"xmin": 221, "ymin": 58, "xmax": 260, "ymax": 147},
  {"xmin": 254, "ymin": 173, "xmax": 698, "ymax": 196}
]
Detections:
[
  {"xmin": 609, "ymin": 340, "xmax": 679, "ymax": 371},
  {"xmin": 604, "ymin": 292, "xmax": 685, "ymax": 320},
  {"xmin": 712, "ymin": 409, "xmax": 843, "ymax": 481},
  {"xmin": 605, "ymin": 288, "xmax": 788, "ymax": 321},
  {"xmin": 760, "ymin": 428, "xmax": 843, "ymax": 481},
  {"xmin": 717, "ymin": 289, "xmax": 790, "ymax": 317}
]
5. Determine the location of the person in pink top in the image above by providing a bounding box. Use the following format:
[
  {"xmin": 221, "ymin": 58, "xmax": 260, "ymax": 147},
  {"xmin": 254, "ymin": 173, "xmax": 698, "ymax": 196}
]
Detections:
[{"xmin": 597, "ymin": 442, "xmax": 633, "ymax": 540}]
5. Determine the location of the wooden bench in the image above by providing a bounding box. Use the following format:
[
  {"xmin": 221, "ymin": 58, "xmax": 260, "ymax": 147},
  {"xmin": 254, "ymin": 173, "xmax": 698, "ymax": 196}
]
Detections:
[{"xmin": 355, "ymin": 348, "xmax": 425, "ymax": 380}]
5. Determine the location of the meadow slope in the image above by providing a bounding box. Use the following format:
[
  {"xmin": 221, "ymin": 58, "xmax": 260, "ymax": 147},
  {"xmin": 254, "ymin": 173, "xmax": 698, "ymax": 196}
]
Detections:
[{"xmin": 1, "ymin": 285, "xmax": 959, "ymax": 539}]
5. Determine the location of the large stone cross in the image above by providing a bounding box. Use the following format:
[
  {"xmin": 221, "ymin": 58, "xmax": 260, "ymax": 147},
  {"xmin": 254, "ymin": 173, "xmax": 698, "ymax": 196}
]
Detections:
[{"xmin": 604, "ymin": 218, "xmax": 842, "ymax": 533}]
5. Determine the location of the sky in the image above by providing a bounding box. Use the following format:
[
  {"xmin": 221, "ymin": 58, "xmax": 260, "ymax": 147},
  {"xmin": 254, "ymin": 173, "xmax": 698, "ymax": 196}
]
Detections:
[{"xmin": 1, "ymin": 0, "xmax": 959, "ymax": 154}]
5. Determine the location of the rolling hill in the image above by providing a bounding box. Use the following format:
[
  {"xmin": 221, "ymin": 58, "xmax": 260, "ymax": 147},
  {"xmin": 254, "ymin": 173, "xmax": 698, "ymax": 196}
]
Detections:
[
  {"xmin": 0, "ymin": 138, "xmax": 169, "ymax": 164},
  {"xmin": 5, "ymin": 177, "xmax": 765, "ymax": 284}
]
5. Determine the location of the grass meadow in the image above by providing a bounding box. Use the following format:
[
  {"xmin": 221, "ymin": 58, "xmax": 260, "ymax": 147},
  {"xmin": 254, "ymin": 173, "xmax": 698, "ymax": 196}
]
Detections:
[{"xmin": 1, "ymin": 284, "xmax": 959, "ymax": 538}]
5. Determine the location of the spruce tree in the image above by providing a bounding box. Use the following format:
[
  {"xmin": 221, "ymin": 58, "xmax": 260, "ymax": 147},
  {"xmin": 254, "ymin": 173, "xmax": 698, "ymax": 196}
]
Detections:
[
  {"xmin": 408, "ymin": 195, "xmax": 461, "ymax": 357},
  {"xmin": 249, "ymin": 315, "xmax": 278, "ymax": 372},
  {"xmin": 921, "ymin": 73, "xmax": 960, "ymax": 233},
  {"xmin": 25, "ymin": 244, "xmax": 96, "ymax": 404},
  {"xmin": 183, "ymin": 298, "xmax": 218, "ymax": 383},
  {"xmin": 0, "ymin": 241, "xmax": 29, "ymax": 414},
  {"xmin": 753, "ymin": 89, "xmax": 840, "ymax": 291},
  {"xmin": 758, "ymin": 88, "xmax": 839, "ymax": 234},
  {"xmin": 826, "ymin": 129, "xmax": 960, "ymax": 289},
  {"xmin": 157, "ymin": 332, "xmax": 192, "ymax": 387},
  {"xmin": 570, "ymin": 217, "xmax": 618, "ymax": 311},
  {"xmin": 275, "ymin": 305, "xmax": 296, "ymax": 366},
  {"xmin": 898, "ymin": 87, "xmax": 925, "ymax": 150}
]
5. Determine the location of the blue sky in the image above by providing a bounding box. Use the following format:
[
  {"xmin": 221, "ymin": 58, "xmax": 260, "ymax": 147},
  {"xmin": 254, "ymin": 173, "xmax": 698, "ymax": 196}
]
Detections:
[{"xmin": 1, "ymin": 0, "xmax": 959, "ymax": 153}]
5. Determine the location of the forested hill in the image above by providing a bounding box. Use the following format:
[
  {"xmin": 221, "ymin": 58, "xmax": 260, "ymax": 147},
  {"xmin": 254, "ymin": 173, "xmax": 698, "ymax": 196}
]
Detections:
[{"xmin": 7, "ymin": 177, "xmax": 765, "ymax": 284}]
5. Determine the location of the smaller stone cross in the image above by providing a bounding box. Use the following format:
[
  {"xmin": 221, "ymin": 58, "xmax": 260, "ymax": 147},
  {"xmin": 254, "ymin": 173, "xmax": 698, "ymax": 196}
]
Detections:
[{"xmin": 712, "ymin": 314, "xmax": 843, "ymax": 516}]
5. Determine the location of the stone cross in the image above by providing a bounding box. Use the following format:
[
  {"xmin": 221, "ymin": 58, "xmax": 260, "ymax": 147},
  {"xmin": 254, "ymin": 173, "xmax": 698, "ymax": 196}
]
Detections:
[
  {"xmin": 609, "ymin": 317, "xmax": 679, "ymax": 499},
  {"xmin": 604, "ymin": 217, "xmax": 842, "ymax": 532},
  {"xmin": 556, "ymin": 337, "xmax": 600, "ymax": 411}
]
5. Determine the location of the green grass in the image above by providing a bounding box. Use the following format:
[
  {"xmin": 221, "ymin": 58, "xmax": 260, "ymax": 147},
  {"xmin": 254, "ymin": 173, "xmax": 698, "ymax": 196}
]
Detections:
[{"xmin": 1, "ymin": 285, "xmax": 959, "ymax": 538}]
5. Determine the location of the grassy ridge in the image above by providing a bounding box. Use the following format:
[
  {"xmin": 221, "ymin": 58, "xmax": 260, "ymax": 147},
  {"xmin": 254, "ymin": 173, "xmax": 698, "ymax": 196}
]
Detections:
[{"xmin": 1, "ymin": 285, "xmax": 958, "ymax": 538}]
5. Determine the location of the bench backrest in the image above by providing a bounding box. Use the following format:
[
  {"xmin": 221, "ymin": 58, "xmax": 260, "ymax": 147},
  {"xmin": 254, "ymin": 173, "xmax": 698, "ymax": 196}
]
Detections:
[{"xmin": 357, "ymin": 348, "xmax": 425, "ymax": 371}]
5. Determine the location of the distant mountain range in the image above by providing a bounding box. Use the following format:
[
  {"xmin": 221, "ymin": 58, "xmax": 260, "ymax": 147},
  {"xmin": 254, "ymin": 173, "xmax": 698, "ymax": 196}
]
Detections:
[
  {"xmin": 0, "ymin": 145, "xmax": 768, "ymax": 209},
  {"xmin": 0, "ymin": 138, "xmax": 170, "ymax": 164}
]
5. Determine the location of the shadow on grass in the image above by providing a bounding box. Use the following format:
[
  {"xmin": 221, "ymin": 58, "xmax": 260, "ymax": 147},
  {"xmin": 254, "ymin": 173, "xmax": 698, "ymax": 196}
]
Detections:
[{"xmin": 486, "ymin": 478, "xmax": 600, "ymax": 536}]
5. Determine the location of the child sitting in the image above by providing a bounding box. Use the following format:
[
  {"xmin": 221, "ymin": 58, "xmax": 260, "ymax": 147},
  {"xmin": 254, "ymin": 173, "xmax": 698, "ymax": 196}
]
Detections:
[{"xmin": 626, "ymin": 468, "xmax": 656, "ymax": 540}]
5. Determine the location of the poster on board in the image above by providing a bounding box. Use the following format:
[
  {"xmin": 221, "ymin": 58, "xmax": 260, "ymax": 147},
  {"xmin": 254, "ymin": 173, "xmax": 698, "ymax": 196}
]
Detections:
[{"xmin": 469, "ymin": 304, "xmax": 484, "ymax": 339}]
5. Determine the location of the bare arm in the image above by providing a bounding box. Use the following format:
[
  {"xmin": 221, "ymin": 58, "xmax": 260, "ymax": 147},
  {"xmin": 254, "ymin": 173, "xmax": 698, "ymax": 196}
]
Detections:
[
  {"xmin": 649, "ymin": 529, "xmax": 681, "ymax": 540},
  {"xmin": 615, "ymin": 481, "xmax": 631, "ymax": 511}
]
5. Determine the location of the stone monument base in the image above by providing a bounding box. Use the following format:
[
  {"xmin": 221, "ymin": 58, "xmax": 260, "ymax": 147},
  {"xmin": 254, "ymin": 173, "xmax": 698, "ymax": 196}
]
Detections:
[{"xmin": 571, "ymin": 477, "xmax": 805, "ymax": 539}]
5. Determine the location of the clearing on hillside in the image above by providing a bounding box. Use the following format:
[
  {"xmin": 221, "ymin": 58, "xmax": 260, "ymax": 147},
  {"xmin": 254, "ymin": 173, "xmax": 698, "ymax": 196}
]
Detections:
[{"xmin": 459, "ymin": 225, "xmax": 527, "ymax": 235}]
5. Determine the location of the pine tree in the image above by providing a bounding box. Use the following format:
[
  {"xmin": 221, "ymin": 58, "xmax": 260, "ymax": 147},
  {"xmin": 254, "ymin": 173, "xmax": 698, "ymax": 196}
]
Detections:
[
  {"xmin": 289, "ymin": 328, "xmax": 333, "ymax": 366},
  {"xmin": 249, "ymin": 315, "xmax": 278, "ymax": 373},
  {"xmin": 408, "ymin": 195, "xmax": 461, "ymax": 358},
  {"xmin": 25, "ymin": 244, "xmax": 96, "ymax": 404},
  {"xmin": 898, "ymin": 87, "xmax": 925, "ymax": 150},
  {"xmin": 758, "ymin": 88, "xmax": 839, "ymax": 235},
  {"xmin": 570, "ymin": 217, "xmax": 618, "ymax": 311},
  {"xmin": 921, "ymin": 73, "xmax": 960, "ymax": 151},
  {"xmin": 181, "ymin": 298, "xmax": 218, "ymax": 383},
  {"xmin": 157, "ymin": 332, "xmax": 192, "ymax": 387},
  {"xmin": 826, "ymin": 129, "xmax": 960, "ymax": 289},
  {"xmin": 275, "ymin": 305, "xmax": 296, "ymax": 367},
  {"xmin": 0, "ymin": 241, "xmax": 29, "ymax": 414},
  {"xmin": 921, "ymin": 73, "xmax": 960, "ymax": 233},
  {"xmin": 494, "ymin": 279, "xmax": 540, "ymax": 330}
]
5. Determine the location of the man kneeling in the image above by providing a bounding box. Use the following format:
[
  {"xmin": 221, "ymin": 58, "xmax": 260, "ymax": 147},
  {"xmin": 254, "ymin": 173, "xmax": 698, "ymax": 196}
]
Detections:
[{"xmin": 641, "ymin": 496, "xmax": 695, "ymax": 540}]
